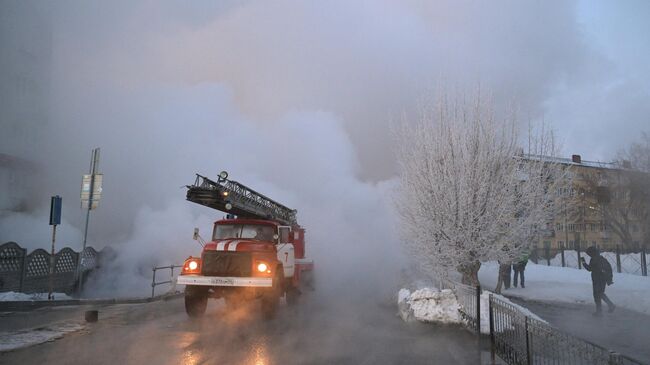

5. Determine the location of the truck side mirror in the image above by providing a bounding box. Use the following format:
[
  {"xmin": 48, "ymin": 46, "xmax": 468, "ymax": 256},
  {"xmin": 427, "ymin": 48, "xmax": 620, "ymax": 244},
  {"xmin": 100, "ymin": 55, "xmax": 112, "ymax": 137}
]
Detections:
[{"xmin": 193, "ymin": 228, "xmax": 200, "ymax": 240}]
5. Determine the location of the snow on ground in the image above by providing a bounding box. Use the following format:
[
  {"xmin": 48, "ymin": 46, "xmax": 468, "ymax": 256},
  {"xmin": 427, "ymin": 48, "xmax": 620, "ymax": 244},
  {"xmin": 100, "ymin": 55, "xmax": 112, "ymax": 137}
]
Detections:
[
  {"xmin": 0, "ymin": 291, "xmax": 73, "ymax": 301},
  {"xmin": 0, "ymin": 321, "xmax": 85, "ymax": 352},
  {"xmin": 398, "ymin": 287, "xmax": 461, "ymax": 324},
  {"xmin": 479, "ymin": 261, "xmax": 650, "ymax": 315}
]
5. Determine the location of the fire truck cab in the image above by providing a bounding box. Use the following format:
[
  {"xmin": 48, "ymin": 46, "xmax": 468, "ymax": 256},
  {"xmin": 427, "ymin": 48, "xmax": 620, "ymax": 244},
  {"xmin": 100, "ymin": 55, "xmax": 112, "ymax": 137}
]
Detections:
[{"xmin": 176, "ymin": 172, "xmax": 313, "ymax": 318}]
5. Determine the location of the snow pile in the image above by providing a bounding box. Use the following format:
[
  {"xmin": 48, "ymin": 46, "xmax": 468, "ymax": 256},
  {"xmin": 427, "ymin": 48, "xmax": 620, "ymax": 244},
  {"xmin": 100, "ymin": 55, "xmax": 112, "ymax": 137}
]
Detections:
[
  {"xmin": 479, "ymin": 261, "xmax": 650, "ymax": 315},
  {"xmin": 0, "ymin": 292, "xmax": 73, "ymax": 301},
  {"xmin": 398, "ymin": 287, "xmax": 461, "ymax": 324},
  {"xmin": 0, "ymin": 322, "xmax": 85, "ymax": 352},
  {"xmin": 399, "ymin": 285, "xmax": 547, "ymax": 334}
]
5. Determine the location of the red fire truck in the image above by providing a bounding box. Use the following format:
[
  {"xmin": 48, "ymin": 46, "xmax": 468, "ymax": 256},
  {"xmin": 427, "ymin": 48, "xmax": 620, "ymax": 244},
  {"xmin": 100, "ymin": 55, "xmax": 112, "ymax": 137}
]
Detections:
[{"xmin": 177, "ymin": 172, "xmax": 314, "ymax": 318}]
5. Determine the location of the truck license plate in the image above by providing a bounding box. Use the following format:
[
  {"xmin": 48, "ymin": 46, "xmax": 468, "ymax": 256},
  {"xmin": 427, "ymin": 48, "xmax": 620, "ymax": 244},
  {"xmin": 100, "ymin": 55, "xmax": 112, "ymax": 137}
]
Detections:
[{"xmin": 210, "ymin": 277, "xmax": 235, "ymax": 285}]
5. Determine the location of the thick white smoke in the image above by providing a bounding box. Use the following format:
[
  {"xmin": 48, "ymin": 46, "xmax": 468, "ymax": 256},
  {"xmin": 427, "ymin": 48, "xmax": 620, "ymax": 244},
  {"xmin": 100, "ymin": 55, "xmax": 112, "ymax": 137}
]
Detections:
[
  {"xmin": 2, "ymin": 1, "xmax": 647, "ymax": 297},
  {"xmin": 44, "ymin": 83, "xmax": 403, "ymax": 297}
]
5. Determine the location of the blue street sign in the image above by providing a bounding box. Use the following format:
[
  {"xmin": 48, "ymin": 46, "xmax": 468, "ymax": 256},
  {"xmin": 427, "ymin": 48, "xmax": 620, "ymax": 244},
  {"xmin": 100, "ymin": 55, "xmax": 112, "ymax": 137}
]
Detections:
[{"xmin": 50, "ymin": 196, "xmax": 62, "ymax": 226}]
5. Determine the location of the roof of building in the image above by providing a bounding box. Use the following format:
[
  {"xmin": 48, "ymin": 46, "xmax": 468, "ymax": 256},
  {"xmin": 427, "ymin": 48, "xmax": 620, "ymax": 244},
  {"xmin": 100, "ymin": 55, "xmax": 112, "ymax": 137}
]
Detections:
[{"xmin": 519, "ymin": 154, "xmax": 625, "ymax": 171}]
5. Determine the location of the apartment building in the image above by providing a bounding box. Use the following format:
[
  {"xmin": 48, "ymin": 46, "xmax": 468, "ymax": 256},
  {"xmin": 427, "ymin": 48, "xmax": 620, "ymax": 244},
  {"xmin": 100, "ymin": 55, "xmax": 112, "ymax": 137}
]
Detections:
[{"xmin": 535, "ymin": 154, "xmax": 645, "ymax": 251}]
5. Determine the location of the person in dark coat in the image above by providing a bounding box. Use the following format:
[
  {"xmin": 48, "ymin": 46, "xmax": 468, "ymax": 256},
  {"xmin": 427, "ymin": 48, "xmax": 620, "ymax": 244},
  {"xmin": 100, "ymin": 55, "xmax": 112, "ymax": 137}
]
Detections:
[
  {"xmin": 512, "ymin": 253, "xmax": 529, "ymax": 288},
  {"xmin": 581, "ymin": 246, "xmax": 615, "ymax": 315},
  {"xmin": 498, "ymin": 262, "xmax": 512, "ymax": 290}
]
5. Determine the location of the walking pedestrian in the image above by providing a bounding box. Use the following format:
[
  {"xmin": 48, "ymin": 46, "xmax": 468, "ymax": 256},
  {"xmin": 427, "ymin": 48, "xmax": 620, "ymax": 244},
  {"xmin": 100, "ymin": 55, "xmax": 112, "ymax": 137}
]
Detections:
[
  {"xmin": 581, "ymin": 246, "xmax": 615, "ymax": 316},
  {"xmin": 498, "ymin": 262, "xmax": 512, "ymax": 290},
  {"xmin": 512, "ymin": 254, "xmax": 529, "ymax": 288}
]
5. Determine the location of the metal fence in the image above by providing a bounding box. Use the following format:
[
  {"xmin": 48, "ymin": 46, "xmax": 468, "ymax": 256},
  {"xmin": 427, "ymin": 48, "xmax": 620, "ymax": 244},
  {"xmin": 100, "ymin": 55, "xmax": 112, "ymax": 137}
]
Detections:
[
  {"xmin": 0, "ymin": 241, "xmax": 103, "ymax": 294},
  {"xmin": 441, "ymin": 278, "xmax": 482, "ymax": 333},
  {"xmin": 489, "ymin": 294, "xmax": 645, "ymax": 365},
  {"xmin": 151, "ymin": 264, "xmax": 182, "ymax": 298},
  {"xmin": 530, "ymin": 246, "xmax": 648, "ymax": 277}
]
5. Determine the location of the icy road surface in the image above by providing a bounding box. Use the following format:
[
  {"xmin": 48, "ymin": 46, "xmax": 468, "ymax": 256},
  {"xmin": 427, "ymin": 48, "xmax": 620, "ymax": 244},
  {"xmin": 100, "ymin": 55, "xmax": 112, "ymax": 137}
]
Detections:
[{"xmin": 0, "ymin": 292, "xmax": 488, "ymax": 365}]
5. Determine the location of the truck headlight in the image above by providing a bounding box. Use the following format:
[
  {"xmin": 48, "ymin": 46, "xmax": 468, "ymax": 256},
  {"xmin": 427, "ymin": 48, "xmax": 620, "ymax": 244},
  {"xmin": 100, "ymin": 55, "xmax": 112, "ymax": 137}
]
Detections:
[
  {"xmin": 257, "ymin": 262, "xmax": 268, "ymax": 273},
  {"xmin": 189, "ymin": 261, "xmax": 198, "ymax": 270},
  {"xmin": 182, "ymin": 257, "xmax": 201, "ymax": 274}
]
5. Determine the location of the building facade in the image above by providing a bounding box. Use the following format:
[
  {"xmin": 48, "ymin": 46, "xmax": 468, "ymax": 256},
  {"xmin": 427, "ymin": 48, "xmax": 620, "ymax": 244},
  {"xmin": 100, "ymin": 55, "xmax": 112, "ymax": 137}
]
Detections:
[{"xmin": 537, "ymin": 155, "xmax": 645, "ymax": 252}]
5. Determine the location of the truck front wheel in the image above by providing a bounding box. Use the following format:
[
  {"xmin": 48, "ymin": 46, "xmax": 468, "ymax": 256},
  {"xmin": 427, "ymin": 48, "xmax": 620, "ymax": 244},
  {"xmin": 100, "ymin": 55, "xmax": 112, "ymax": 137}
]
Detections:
[
  {"xmin": 185, "ymin": 285, "xmax": 208, "ymax": 318},
  {"xmin": 286, "ymin": 286, "xmax": 300, "ymax": 306},
  {"xmin": 261, "ymin": 272, "xmax": 283, "ymax": 319}
]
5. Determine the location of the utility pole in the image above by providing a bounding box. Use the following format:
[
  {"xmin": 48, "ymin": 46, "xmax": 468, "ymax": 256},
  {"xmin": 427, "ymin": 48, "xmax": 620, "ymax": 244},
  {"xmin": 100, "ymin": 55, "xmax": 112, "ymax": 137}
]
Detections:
[
  {"xmin": 48, "ymin": 196, "xmax": 62, "ymax": 300},
  {"xmin": 77, "ymin": 148, "xmax": 102, "ymax": 295}
]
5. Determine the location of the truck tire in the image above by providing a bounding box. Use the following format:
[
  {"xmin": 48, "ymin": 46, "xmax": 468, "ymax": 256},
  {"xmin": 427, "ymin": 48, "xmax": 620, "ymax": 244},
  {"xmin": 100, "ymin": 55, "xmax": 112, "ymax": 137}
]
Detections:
[
  {"xmin": 185, "ymin": 285, "xmax": 208, "ymax": 318},
  {"xmin": 286, "ymin": 286, "xmax": 300, "ymax": 306},
  {"xmin": 301, "ymin": 270, "xmax": 315, "ymax": 291},
  {"xmin": 261, "ymin": 271, "xmax": 282, "ymax": 320}
]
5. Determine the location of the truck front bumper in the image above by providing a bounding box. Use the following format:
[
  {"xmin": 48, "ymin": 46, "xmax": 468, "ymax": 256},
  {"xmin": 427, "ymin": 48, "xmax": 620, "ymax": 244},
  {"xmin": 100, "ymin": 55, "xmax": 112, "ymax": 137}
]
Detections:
[{"xmin": 177, "ymin": 275, "xmax": 273, "ymax": 288}]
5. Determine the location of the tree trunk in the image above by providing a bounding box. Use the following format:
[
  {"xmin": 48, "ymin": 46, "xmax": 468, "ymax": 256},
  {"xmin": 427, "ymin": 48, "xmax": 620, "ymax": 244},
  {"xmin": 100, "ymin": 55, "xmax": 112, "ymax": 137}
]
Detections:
[{"xmin": 459, "ymin": 261, "xmax": 481, "ymax": 286}]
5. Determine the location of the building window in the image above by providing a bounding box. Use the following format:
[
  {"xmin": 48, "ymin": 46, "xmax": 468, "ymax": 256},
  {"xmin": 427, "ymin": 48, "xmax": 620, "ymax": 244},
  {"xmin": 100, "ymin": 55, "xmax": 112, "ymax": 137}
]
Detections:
[
  {"xmin": 558, "ymin": 240, "xmax": 564, "ymax": 248},
  {"xmin": 568, "ymin": 224, "xmax": 576, "ymax": 232},
  {"xmin": 556, "ymin": 223, "xmax": 563, "ymax": 231}
]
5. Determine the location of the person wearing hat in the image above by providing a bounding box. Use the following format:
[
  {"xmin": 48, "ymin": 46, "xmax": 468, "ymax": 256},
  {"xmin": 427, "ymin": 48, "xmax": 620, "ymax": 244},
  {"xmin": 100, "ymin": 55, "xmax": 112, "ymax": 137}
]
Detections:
[{"xmin": 581, "ymin": 246, "xmax": 615, "ymax": 316}]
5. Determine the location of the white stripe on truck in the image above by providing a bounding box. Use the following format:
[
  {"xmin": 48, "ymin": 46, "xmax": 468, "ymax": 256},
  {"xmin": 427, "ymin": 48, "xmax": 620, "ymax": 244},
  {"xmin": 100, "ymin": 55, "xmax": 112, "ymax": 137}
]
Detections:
[{"xmin": 228, "ymin": 240, "xmax": 240, "ymax": 251}]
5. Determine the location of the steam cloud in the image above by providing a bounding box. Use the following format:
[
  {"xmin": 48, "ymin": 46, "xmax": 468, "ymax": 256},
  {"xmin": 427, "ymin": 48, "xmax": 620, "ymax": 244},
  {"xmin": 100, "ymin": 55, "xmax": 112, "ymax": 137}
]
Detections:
[{"xmin": 1, "ymin": 1, "xmax": 647, "ymax": 296}]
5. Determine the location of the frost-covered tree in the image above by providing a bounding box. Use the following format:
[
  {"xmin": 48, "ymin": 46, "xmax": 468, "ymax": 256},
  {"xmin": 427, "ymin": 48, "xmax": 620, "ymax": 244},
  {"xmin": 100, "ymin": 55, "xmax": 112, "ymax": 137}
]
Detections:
[
  {"xmin": 395, "ymin": 93, "xmax": 565, "ymax": 285},
  {"xmin": 626, "ymin": 133, "xmax": 650, "ymax": 248}
]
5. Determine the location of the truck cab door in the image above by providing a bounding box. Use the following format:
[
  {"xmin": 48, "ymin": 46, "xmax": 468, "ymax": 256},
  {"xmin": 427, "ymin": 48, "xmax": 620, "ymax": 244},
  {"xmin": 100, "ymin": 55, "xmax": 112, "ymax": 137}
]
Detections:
[{"xmin": 277, "ymin": 226, "xmax": 295, "ymax": 278}]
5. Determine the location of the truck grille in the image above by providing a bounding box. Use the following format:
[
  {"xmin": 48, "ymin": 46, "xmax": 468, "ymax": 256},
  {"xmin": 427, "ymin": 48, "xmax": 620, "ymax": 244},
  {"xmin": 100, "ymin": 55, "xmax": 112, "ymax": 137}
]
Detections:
[{"xmin": 201, "ymin": 251, "xmax": 252, "ymax": 277}]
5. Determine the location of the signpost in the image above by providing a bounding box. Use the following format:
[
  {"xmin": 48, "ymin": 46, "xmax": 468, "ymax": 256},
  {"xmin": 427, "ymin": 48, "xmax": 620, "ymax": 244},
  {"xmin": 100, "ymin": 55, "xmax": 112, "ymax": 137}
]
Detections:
[
  {"xmin": 77, "ymin": 147, "xmax": 102, "ymax": 295},
  {"xmin": 48, "ymin": 196, "xmax": 62, "ymax": 300}
]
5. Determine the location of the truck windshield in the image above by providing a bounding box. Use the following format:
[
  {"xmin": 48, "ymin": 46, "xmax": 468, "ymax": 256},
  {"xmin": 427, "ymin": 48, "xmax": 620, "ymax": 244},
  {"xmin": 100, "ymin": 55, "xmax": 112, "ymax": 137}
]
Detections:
[{"xmin": 213, "ymin": 224, "xmax": 276, "ymax": 242}]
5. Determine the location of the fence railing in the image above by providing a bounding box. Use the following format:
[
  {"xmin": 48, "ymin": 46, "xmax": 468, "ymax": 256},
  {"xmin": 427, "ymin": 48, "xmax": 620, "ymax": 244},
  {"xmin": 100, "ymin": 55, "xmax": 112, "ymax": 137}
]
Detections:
[
  {"xmin": 0, "ymin": 241, "xmax": 104, "ymax": 294},
  {"xmin": 440, "ymin": 278, "xmax": 646, "ymax": 364},
  {"xmin": 489, "ymin": 294, "xmax": 645, "ymax": 365},
  {"xmin": 151, "ymin": 264, "xmax": 182, "ymax": 298},
  {"xmin": 530, "ymin": 246, "xmax": 648, "ymax": 277},
  {"xmin": 441, "ymin": 278, "xmax": 482, "ymax": 333}
]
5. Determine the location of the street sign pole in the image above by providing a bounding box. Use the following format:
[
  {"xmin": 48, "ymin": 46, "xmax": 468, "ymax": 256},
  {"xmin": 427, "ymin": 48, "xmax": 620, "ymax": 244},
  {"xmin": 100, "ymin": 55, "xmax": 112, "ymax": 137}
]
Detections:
[
  {"xmin": 48, "ymin": 196, "xmax": 62, "ymax": 300},
  {"xmin": 78, "ymin": 148, "xmax": 101, "ymax": 296}
]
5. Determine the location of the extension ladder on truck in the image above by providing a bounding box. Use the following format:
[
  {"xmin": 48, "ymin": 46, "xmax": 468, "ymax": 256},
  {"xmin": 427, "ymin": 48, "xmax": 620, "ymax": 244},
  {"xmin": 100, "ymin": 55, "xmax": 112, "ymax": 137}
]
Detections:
[{"xmin": 186, "ymin": 173, "xmax": 297, "ymax": 225}]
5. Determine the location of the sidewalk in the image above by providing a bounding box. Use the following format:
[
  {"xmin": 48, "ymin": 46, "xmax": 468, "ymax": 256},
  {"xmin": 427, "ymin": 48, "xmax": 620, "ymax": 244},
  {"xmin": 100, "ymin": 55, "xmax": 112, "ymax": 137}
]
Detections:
[
  {"xmin": 0, "ymin": 298, "xmax": 186, "ymax": 352},
  {"xmin": 509, "ymin": 298, "xmax": 650, "ymax": 364}
]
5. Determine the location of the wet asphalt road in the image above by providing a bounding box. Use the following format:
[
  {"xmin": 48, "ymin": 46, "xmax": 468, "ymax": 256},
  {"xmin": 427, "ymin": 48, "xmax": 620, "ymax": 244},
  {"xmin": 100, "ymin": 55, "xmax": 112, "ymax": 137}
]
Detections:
[{"xmin": 0, "ymin": 293, "xmax": 489, "ymax": 365}]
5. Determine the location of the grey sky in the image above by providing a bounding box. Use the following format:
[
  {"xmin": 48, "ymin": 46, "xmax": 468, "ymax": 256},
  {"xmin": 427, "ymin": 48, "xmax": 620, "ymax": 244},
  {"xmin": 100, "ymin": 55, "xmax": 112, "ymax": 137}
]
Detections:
[{"xmin": 4, "ymin": 1, "xmax": 648, "ymax": 174}]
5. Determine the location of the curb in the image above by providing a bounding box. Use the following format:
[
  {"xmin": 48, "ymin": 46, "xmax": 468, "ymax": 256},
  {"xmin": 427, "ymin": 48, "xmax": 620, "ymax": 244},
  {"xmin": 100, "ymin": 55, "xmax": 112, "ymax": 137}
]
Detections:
[{"xmin": 0, "ymin": 292, "xmax": 183, "ymax": 312}]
